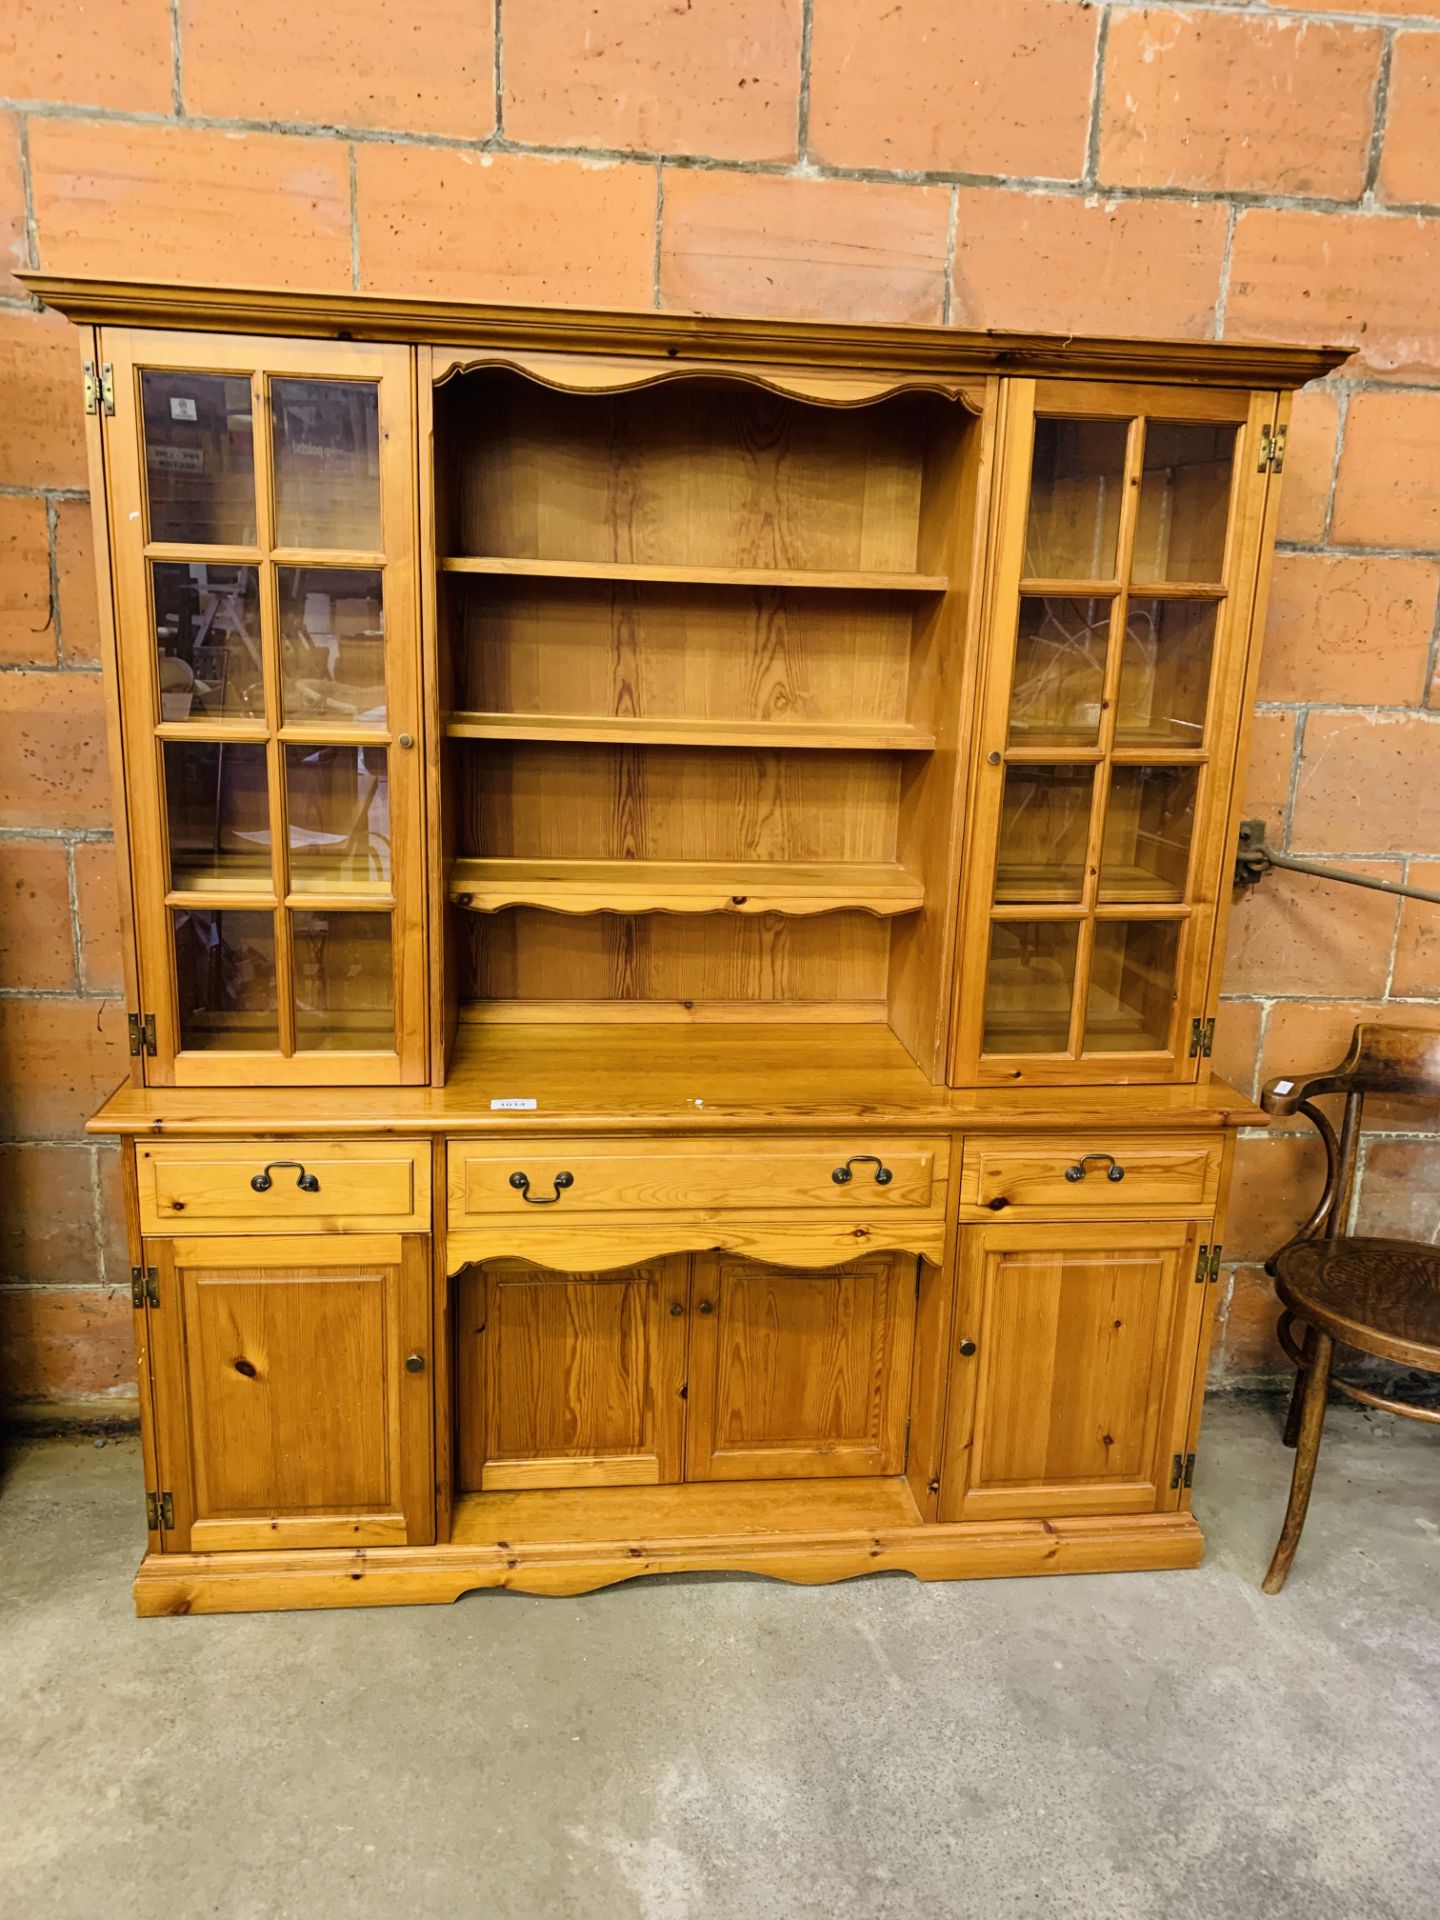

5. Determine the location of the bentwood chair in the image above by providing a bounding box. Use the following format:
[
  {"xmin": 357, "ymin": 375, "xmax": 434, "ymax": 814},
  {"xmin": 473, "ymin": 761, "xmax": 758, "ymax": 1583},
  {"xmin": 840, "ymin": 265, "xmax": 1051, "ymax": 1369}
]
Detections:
[{"xmin": 1260, "ymin": 1024, "xmax": 1440, "ymax": 1592}]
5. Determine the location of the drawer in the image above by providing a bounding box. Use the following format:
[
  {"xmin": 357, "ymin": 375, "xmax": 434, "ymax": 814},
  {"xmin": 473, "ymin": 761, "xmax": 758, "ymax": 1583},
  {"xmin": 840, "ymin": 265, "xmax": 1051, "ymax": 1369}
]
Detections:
[
  {"xmin": 448, "ymin": 1136, "xmax": 949, "ymax": 1225},
  {"xmin": 136, "ymin": 1139, "xmax": 431, "ymax": 1235},
  {"xmin": 961, "ymin": 1135, "xmax": 1221, "ymax": 1218}
]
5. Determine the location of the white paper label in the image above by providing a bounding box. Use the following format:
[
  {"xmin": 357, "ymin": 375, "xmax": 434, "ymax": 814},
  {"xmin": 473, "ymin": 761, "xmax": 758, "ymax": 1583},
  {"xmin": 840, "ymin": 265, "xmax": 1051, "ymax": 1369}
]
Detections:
[
  {"xmin": 490, "ymin": 1097, "xmax": 537, "ymax": 1111},
  {"xmin": 169, "ymin": 395, "xmax": 198, "ymax": 422}
]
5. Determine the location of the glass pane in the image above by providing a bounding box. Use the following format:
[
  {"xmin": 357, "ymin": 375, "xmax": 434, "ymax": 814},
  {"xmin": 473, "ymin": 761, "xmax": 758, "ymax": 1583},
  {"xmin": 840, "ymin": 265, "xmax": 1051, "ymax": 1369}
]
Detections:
[
  {"xmin": 163, "ymin": 741, "xmax": 272, "ymax": 894},
  {"xmin": 983, "ymin": 921, "xmax": 1079, "ymax": 1056},
  {"xmin": 995, "ymin": 766, "xmax": 1095, "ymax": 904},
  {"xmin": 1116, "ymin": 600, "xmax": 1216, "ymax": 748},
  {"xmin": 279, "ymin": 567, "xmax": 386, "ymax": 726},
  {"xmin": 1084, "ymin": 920, "xmax": 1180, "ymax": 1052},
  {"xmin": 285, "ymin": 744, "xmax": 391, "ymax": 895},
  {"xmin": 271, "ymin": 379, "xmax": 381, "ymax": 550},
  {"xmin": 1100, "ymin": 766, "xmax": 1198, "ymax": 903},
  {"xmin": 1132, "ymin": 422, "xmax": 1237, "ymax": 584},
  {"xmin": 173, "ymin": 908, "xmax": 278, "ymax": 1051},
  {"xmin": 293, "ymin": 910, "xmax": 393, "ymax": 1051},
  {"xmin": 141, "ymin": 370, "xmax": 256, "ymax": 546},
  {"xmin": 1008, "ymin": 596, "xmax": 1111, "ymax": 747},
  {"xmin": 153, "ymin": 563, "xmax": 264, "ymax": 723},
  {"xmin": 1023, "ymin": 418, "xmax": 1130, "ymax": 580}
]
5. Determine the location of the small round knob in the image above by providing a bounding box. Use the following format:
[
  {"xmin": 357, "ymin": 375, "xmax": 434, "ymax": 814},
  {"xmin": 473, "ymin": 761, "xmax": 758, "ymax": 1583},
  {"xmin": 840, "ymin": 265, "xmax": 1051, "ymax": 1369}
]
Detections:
[
  {"xmin": 669, "ymin": 1301, "xmax": 684, "ymax": 1317},
  {"xmin": 398, "ymin": 732, "xmax": 415, "ymax": 749},
  {"xmin": 986, "ymin": 750, "xmax": 1002, "ymax": 766},
  {"xmin": 404, "ymin": 1352, "xmax": 426, "ymax": 1373},
  {"xmin": 959, "ymin": 1339, "xmax": 977, "ymax": 1357},
  {"xmin": 698, "ymin": 1300, "xmax": 715, "ymax": 1316}
]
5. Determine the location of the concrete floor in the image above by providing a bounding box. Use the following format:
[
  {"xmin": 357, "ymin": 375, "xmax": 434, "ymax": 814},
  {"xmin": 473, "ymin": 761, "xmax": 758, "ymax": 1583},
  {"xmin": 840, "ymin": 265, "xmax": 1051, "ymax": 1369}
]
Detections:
[{"xmin": 1, "ymin": 1398, "xmax": 1436, "ymax": 1920}]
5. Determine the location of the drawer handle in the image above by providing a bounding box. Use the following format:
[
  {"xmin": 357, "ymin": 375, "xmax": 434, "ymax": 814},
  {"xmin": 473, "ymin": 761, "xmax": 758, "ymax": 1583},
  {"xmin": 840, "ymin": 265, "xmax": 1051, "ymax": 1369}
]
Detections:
[
  {"xmin": 509, "ymin": 1170, "xmax": 574, "ymax": 1205},
  {"xmin": 251, "ymin": 1160, "xmax": 320, "ymax": 1194},
  {"xmin": 1064, "ymin": 1153, "xmax": 1125, "ymax": 1185},
  {"xmin": 832, "ymin": 1154, "xmax": 894, "ymax": 1187}
]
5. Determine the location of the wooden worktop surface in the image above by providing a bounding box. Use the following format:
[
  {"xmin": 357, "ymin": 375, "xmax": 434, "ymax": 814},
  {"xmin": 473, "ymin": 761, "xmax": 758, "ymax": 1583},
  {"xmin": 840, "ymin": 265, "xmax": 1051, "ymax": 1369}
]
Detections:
[{"xmin": 89, "ymin": 1024, "xmax": 1265, "ymax": 1137}]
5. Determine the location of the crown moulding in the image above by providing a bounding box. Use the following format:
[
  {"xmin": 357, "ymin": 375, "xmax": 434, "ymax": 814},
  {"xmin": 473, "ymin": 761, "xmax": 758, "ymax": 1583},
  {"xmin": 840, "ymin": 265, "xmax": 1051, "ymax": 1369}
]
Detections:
[{"xmin": 18, "ymin": 272, "xmax": 1351, "ymax": 391}]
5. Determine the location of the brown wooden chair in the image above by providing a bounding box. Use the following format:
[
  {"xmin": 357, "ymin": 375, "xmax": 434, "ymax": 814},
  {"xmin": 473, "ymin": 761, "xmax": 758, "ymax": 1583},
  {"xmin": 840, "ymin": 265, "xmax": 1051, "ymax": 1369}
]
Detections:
[{"xmin": 1259, "ymin": 1023, "xmax": 1440, "ymax": 1592}]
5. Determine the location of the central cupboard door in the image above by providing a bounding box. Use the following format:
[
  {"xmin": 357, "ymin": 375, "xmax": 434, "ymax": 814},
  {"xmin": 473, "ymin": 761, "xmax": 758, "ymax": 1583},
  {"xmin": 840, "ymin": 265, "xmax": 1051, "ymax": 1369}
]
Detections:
[
  {"xmin": 939, "ymin": 1220, "xmax": 1206, "ymax": 1522},
  {"xmin": 458, "ymin": 1259, "xmax": 689, "ymax": 1490},
  {"xmin": 686, "ymin": 1252, "xmax": 918, "ymax": 1481},
  {"xmin": 145, "ymin": 1234, "xmax": 434, "ymax": 1551}
]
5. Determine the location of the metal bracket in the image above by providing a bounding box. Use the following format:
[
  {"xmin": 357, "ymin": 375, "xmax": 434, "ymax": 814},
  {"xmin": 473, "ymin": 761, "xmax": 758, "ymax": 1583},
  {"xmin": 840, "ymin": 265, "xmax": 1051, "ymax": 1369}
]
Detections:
[
  {"xmin": 127, "ymin": 1011, "xmax": 156, "ymax": 1057},
  {"xmin": 82, "ymin": 360, "xmax": 115, "ymax": 417},
  {"xmin": 145, "ymin": 1490, "xmax": 174, "ymax": 1532},
  {"xmin": 129, "ymin": 1265, "xmax": 159, "ymax": 1310},
  {"xmin": 1235, "ymin": 820, "xmax": 1440, "ymax": 906}
]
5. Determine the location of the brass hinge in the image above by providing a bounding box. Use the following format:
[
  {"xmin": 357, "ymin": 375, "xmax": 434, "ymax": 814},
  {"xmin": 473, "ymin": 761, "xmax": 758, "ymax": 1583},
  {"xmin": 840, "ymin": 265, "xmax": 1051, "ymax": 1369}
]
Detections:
[
  {"xmin": 82, "ymin": 360, "xmax": 115, "ymax": 417},
  {"xmin": 129, "ymin": 1265, "xmax": 159, "ymax": 1310},
  {"xmin": 128, "ymin": 1011, "xmax": 157, "ymax": 1057},
  {"xmin": 1188, "ymin": 1016, "xmax": 1214, "ymax": 1058},
  {"xmin": 1258, "ymin": 422, "xmax": 1286, "ymax": 474},
  {"xmin": 1170, "ymin": 1452, "xmax": 1184, "ymax": 1489},
  {"xmin": 1183, "ymin": 1452, "xmax": 1196, "ymax": 1489},
  {"xmin": 145, "ymin": 1490, "xmax": 174, "ymax": 1532},
  {"xmin": 1195, "ymin": 1243, "xmax": 1210, "ymax": 1283},
  {"xmin": 903, "ymin": 1415, "xmax": 912, "ymax": 1467},
  {"xmin": 1208, "ymin": 1244, "xmax": 1223, "ymax": 1284}
]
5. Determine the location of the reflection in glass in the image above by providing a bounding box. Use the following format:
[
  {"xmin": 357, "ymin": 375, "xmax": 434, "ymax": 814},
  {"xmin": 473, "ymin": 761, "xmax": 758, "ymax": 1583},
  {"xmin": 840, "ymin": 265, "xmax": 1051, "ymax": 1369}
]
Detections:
[
  {"xmin": 995, "ymin": 765, "xmax": 1095, "ymax": 904},
  {"xmin": 1085, "ymin": 920, "xmax": 1180, "ymax": 1052},
  {"xmin": 271, "ymin": 379, "xmax": 381, "ymax": 551},
  {"xmin": 285, "ymin": 744, "xmax": 391, "ymax": 894},
  {"xmin": 983, "ymin": 921, "xmax": 1079, "ymax": 1055},
  {"xmin": 1008, "ymin": 597, "xmax": 1110, "ymax": 746},
  {"xmin": 279, "ymin": 568, "xmax": 386, "ymax": 726},
  {"xmin": 173, "ymin": 908, "xmax": 278, "ymax": 1051},
  {"xmin": 163, "ymin": 741, "xmax": 271, "ymax": 893},
  {"xmin": 141, "ymin": 370, "xmax": 255, "ymax": 547},
  {"xmin": 1132, "ymin": 422, "xmax": 1237, "ymax": 583},
  {"xmin": 152, "ymin": 563, "xmax": 264, "ymax": 722},
  {"xmin": 1100, "ymin": 766, "xmax": 1198, "ymax": 903},
  {"xmin": 293, "ymin": 911, "xmax": 393, "ymax": 1050},
  {"xmin": 1023, "ymin": 418, "xmax": 1130, "ymax": 580},
  {"xmin": 1116, "ymin": 600, "xmax": 1216, "ymax": 748}
]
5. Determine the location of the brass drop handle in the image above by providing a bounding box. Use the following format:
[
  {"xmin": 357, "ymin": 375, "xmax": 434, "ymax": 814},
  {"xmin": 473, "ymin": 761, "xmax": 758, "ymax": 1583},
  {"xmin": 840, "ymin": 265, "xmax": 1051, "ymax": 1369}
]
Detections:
[
  {"xmin": 404, "ymin": 1353, "xmax": 425, "ymax": 1373},
  {"xmin": 509, "ymin": 1170, "xmax": 574, "ymax": 1205},
  {"xmin": 1065, "ymin": 1153, "xmax": 1124, "ymax": 1185},
  {"xmin": 959, "ymin": 1339, "xmax": 977, "ymax": 1357},
  {"xmin": 251, "ymin": 1160, "xmax": 319, "ymax": 1193},
  {"xmin": 832, "ymin": 1154, "xmax": 893, "ymax": 1186}
]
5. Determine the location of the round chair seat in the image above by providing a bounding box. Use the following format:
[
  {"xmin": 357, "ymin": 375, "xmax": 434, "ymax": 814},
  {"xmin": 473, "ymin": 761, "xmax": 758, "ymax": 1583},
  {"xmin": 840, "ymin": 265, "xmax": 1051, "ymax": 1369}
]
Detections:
[{"xmin": 1275, "ymin": 1237, "xmax": 1440, "ymax": 1372}]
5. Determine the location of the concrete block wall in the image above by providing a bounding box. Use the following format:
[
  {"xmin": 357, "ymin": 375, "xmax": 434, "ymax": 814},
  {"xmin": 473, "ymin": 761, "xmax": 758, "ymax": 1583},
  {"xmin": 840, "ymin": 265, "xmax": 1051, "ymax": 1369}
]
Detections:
[{"xmin": 1, "ymin": 0, "xmax": 1437, "ymax": 1418}]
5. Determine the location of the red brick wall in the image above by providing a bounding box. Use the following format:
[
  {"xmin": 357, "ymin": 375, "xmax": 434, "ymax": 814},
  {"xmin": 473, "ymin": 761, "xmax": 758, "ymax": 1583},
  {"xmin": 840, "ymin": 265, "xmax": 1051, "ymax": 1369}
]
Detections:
[{"xmin": 2, "ymin": 0, "xmax": 1437, "ymax": 1414}]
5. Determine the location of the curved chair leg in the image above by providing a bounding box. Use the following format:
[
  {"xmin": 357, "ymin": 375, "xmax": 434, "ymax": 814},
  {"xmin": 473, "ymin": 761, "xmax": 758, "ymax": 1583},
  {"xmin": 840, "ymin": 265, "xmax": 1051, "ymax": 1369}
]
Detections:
[
  {"xmin": 1262, "ymin": 1327, "xmax": 1334, "ymax": 1594},
  {"xmin": 1282, "ymin": 1318, "xmax": 1315, "ymax": 1449}
]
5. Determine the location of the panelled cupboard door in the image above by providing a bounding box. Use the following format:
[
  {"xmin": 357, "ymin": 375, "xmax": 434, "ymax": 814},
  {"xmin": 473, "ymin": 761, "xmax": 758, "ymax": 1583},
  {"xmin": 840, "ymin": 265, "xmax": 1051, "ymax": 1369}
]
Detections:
[
  {"xmin": 145, "ymin": 1234, "xmax": 434, "ymax": 1551},
  {"xmin": 457, "ymin": 1259, "xmax": 689, "ymax": 1492},
  {"xmin": 686, "ymin": 1252, "xmax": 918, "ymax": 1481},
  {"xmin": 99, "ymin": 329, "xmax": 426, "ymax": 1086},
  {"xmin": 952, "ymin": 378, "xmax": 1279, "ymax": 1086},
  {"xmin": 939, "ymin": 1221, "xmax": 1206, "ymax": 1522}
]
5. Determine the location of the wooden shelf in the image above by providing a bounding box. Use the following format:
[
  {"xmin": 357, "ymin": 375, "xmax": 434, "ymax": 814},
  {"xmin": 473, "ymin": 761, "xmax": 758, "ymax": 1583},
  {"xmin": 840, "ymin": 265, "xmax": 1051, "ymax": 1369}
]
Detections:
[
  {"xmin": 446, "ymin": 711, "xmax": 936, "ymax": 751},
  {"xmin": 448, "ymin": 856, "xmax": 925, "ymax": 917},
  {"xmin": 441, "ymin": 556, "xmax": 948, "ymax": 593}
]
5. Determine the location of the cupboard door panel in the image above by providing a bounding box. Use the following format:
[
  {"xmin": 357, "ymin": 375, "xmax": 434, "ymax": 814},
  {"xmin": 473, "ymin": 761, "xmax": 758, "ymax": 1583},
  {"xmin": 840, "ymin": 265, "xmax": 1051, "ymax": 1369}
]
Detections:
[
  {"xmin": 686, "ymin": 1252, "xmax": 917, "ymax": 1481},
  {"xmin": 101, "ymin": 328, "xmax": 425, "ymax": 1087},
  {"xmin": 146, "ymin": 1234, "xmax": 434, "ymax": 1551},
  {"xmin": 940, "ymin": 1221, "xmax": 1205, "ymax": 1522},
  {"xmin": 457, "ymin": 1259, "xmax": 688, "ymax": 1491}
]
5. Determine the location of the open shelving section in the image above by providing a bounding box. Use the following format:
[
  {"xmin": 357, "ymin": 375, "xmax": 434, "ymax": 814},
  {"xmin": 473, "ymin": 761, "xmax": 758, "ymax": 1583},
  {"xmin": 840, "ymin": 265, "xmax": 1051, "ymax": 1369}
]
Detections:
[{"xmin": 432, "ymin": 368, "xmax": 983, "ymax": 1069}]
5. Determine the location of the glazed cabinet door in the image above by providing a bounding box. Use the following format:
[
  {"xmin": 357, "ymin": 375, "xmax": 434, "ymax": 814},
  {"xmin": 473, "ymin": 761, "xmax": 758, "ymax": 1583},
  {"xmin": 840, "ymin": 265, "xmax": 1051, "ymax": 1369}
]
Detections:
[
  {"xmin": 686, "ymin": 1252, "xmax": 918, "ymax": 1481},
  {"xmin": 952, "ymin": 379, "xmax": 1280, "ymax": 1084},
  {"xmin": 939, "ymin": 1221, "xmax": 1206, "ymax": 1521},
  {"xmin": 455, "ymin": 1258, "xmax": 689, "ymax": 1491},
  {"xmin": 146, "ymin": 1234, "xmax": 434, "ymax": 1550},
  {"xmin": 100, "ymin": 330, "xmax": 425, "ymax": 1085}
]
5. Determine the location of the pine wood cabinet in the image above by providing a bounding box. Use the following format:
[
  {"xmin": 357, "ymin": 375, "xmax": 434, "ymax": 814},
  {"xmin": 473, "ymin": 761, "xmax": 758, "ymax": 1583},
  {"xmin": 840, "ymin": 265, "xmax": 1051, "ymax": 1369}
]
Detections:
[{"xmin": 24, "ymin": 268, "xmax": 1343, "ymax": 1615}]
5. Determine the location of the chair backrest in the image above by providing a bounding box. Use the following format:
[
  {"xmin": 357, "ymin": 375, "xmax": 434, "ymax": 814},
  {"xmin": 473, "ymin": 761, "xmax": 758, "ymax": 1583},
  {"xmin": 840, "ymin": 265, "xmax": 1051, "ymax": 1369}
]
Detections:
[{"xmin": 1260, "ymin": 1023, "xmax": 1440, "ymax": 1267}]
